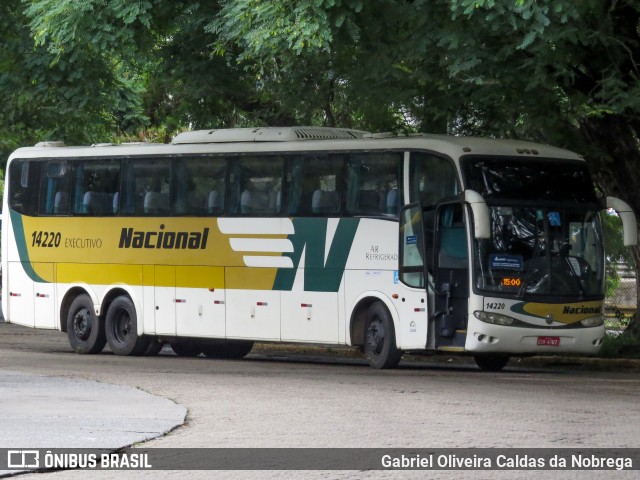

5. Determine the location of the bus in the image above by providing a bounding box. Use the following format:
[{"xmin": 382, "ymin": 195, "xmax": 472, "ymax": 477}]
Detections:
[{"xmin": 1, "ymin": 127, "xmax": 637, "ymax": 370}]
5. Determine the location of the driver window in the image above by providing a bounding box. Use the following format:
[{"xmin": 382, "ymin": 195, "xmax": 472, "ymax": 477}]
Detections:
[
  {"xmin": 437, "ymin": 204, "xmax": 468, "ymax": 269},
  {"xmin": 410, "ymin": 153, "xmax": 459, "ymax": 207}
]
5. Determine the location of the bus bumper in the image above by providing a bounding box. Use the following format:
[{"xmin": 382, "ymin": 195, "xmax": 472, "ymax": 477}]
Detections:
[{"xmin": 464, "ymin": 315, "xmax": 605, "ymax": 355}]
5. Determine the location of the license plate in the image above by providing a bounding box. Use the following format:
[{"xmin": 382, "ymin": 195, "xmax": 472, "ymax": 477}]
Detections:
[{"xmin": 537, "ymin": 336, "xmax": 560, "ymax": 346}]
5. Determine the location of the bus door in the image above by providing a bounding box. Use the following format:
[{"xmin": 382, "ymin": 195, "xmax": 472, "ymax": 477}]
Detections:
[
  {"xmin": 398, "ymin": 203, "xmax": 432, "ymax": 348},
  {"xmin": 399, "ymin": 203, "xmax": 428, "ymax": 289},
  {"xmin": 432, "ymin": 201, "xmax": 469, "ymax": 350}
]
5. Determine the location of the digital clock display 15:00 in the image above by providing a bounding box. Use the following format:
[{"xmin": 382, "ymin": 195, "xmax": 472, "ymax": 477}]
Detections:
[{"xmin": 501, "ymin": 277, "xmax": 522, "ymax": 287}]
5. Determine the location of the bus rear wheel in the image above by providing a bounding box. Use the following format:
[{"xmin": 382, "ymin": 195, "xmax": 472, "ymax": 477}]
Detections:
[
  {"xmin": 474, "ymin": 354, "xmax": 510, "ymax": 372},
  {"xmin": 170, "ymin": 341, "xmax": 202, "ymax": 357},
  {"xmin": 67, "ymin": 294, "xmax": 106, "ymax": 354},
  {"xmin": 105, "ymin": 296, "xmax": 148, "ymax": 356},
  {"xmin": 364, "ymin": 302, "xmax": 402, "ymax": 369},
  {"xmin": 143, "ymin": 337, "xmax": 164, "ymax": 356},
  {"xmin": 201, "ymin": 340, "xmax": 254, "ymax": 359}
]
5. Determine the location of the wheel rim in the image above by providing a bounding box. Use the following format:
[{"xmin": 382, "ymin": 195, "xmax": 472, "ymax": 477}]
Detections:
[
  {"xmin": 73, "ymin": 308, "xmax": 92, "ymax": 341},
  {"xmin": 367, "ymin": 319, "xmax": 385, "ymax": 356},
  {"xmin": 111, "ymin": 308, "xmax": 132, "ymax": 345}
]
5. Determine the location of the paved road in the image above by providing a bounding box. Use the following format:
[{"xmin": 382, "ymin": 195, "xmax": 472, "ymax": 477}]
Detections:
[{"xmin": 1, "ymin": 321, "xmax": 639, "ymax": 479}]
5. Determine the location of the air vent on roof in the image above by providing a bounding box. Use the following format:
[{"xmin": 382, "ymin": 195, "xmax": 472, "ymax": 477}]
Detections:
[
  {"xmin": 363, "ymin": 132, "xmax": 396, "ymax": 139},
  {"xmin": 34, "ymin": 141, "xmax": 65, "ymax": 148},
  {"xmin": 293, "ymin": 127, "xmax": 367, "ymax": 140},
  {"xmin": 172, "ymin": 127, "xmax": 369, "ymax": 144}
]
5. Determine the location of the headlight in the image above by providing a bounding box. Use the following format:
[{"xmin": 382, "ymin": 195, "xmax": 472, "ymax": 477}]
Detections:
[
  {"xmin": 580, "ymin": 316, "xmax": 605, "ymax": 327},
  {"xmin": 474, "ymin": 310, "xmax": 515, "ymax": 326}
]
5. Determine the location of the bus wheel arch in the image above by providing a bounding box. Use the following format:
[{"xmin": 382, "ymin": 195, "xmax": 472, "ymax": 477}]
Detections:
[{"xmin": 60, "ymin": 286, "xmax": 99, "ymax": 333}]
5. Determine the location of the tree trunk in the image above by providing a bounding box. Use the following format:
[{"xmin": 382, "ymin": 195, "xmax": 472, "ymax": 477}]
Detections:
[{"xmin": 579, "ymin": 114, "xmax": 640, "ymax": 336}]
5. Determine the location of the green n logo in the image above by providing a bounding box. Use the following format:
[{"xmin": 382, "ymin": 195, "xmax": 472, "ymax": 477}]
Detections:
[{"xmin": 274, "ymin": 218, "xmax": 360, "ymax": 292}]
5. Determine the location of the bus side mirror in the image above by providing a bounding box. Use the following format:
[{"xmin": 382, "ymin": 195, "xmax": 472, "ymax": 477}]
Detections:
[
  {"xmin": 464, "ymin": 190, "xmax": 491, "ymax": 240},
  {"xmin": 606, "ymin": 196, "xmax": 638, "ymax": 246}
]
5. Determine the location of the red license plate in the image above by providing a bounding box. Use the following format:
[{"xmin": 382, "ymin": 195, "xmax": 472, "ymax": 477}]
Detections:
[{"xmin": 537, "ymin": 336, "xmax": 560, "ymax": 346}]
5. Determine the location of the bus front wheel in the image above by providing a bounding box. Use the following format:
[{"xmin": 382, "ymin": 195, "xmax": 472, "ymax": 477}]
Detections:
[
  {"xmin": 364, "ymin": 302, "xmax": 402, "ymax": 369},
  {"xmin": 201, "ymin": 339, "xmax": 254, "ymax": 359},
  {"xmin": 67, "ymin": 294, "xmax": 106, "ymax": 354},
  {"xmin": 170, "ymin": 341, "xmax": 202, "ymax": 357},
  {"xmin": 474, "ymin": 354, "xmax": 510, "ymax": 372},
  {"xmin": 105, "ymin": 296, "xmax": 148, "ymax": 356}
]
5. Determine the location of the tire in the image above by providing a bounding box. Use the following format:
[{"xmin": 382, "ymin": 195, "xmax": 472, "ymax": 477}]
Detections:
[
  {"xmin": 105, "ymin": 296, "xmax": 148, "ymax": 356},
  {"xmin": 201, "ymin": 339, "xmax": 254, "ymax": 359},
  {"xmin": 364, "ymin": 302, "xmax": 402, "ymax": 369},
  {"xmin": 170, "ymin": 341, "xmax": 202, "ymax": 357},
  {"xmin": 67, "ymin": 294, "xmax": 106, "ymax": 354},
  {"xmin": 143, "ymin": 337, "xmax": 164, "ymax": 356},
  {"xmin": 474, "ymin": 354, "xmax": 510, "ymax": 372}
]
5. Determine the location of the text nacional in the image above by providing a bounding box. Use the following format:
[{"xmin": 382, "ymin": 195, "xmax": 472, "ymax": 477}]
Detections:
[{"xmin": 118, "ymin": 225, "xmax": 209, "ymax": 250}]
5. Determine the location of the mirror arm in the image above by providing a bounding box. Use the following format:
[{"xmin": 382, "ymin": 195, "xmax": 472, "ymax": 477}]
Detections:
[{"xmin": 605, "ymin": 196, "xmax": 638, "ymax": 246}]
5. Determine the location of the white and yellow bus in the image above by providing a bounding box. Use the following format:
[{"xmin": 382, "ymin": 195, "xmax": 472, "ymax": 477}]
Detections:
[{"xmin": 2, "ymin": 127, "xmax": 637, "ymax": 369}]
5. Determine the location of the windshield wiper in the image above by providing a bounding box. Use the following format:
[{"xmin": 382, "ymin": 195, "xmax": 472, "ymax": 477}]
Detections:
[
  {"xmin": 563, "ymin": 255, "xmax": 586, "ymax": 298},
  {"xmin": 517, "ymin": 237, "xmax": 542, "ymax": 299}
]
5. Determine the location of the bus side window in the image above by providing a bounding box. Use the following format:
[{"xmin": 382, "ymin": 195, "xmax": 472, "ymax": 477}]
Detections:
[
  {"xmin": 286, "ymin": 153, "xmax": 343, "ymax": 217},
  {"xmin": 173, "ymin": 157, "xmax": 227, "ymax": 216},
  {"xmin": 233, "ymin": 155, "xmax": 284, "ymax": 216},
  {"xmin": 9, "ymin": 160, "xmax": 40, "ymax": 216},
  {"xmin": 120, "ymin": 158, "xmax": 171, "ymax": 216},
  {"xmin": 346, "ymin": 152, "xmax": 403, "ymax": 217},
  {"xmin": 387, "ymin": 189, "xmax": 401, "ymax": 216},
  {"xmin": 285, "ymin": 157, "xmax": 305, "ymax": 215},
  {"xmin": 39, "ymin": 160, "xmax": 69, "ymax": 215},
  {"xmin": 312, "ymin": 190, "xmax": 341, "ymax": 214},
  {"xmin": 71, "ymin": 159, "xmax": 120, "ymax": 216}
]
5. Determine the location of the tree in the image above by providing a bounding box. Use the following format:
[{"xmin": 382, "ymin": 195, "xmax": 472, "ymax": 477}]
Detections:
[
  {"xmin": 0, "ymin": 0, "xmax": 154, "ymax": 163},
  {"xmin": 6, "ymin": 0, "xmax": 640, "ymax": 334},
  {"xmin": 212, "ymin": 0, "xmax": 640, "ymax": 335},
  {"xmin": 436, "ymin": 1, "xmax": 640, "ymax": 336}
]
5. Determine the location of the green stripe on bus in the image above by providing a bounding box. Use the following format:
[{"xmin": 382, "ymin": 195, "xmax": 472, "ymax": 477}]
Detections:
[{"xmin": 9, "ymin": 210, "xmax": 46, "ymax": 283}]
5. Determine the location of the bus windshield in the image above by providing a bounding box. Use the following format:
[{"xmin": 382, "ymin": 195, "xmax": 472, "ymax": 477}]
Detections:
[
  {"xmin": 462, "ymin": 156, "xmax": 605, "ymax": 299},
  {"xmin": 473, "ymin": 206, "xmax": 605, "ymax": 298},
  {"xmin": 461, "ymin": 156, "xmax": 598, "ymax": 203}
]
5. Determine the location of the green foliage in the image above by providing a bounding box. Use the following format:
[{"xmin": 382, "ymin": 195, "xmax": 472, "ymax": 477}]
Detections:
[
  {"xmin": 1, "ymin": 0, "xmax": 640, "ymax": 339},
  {"xmin": 210, "ymin": 0, "xmax": 334, "ymax": 59},
  {"xmin": 25, "ymin": 0, "xmax": 157, "ymax": 58},
  {"xmin": 601, "ymin": 212, "xmax": 635, "ymax": 297},
  {"xmin": 599, "ymin": 332, "xmax": 640, "ymax": 358},
  {"xmin": 0, "ymin": 0, "xmax": 154, "ymax": 163},
  {"xmin": 1, "ymin": 0, "xmax": 639, "ymax": 220}
]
